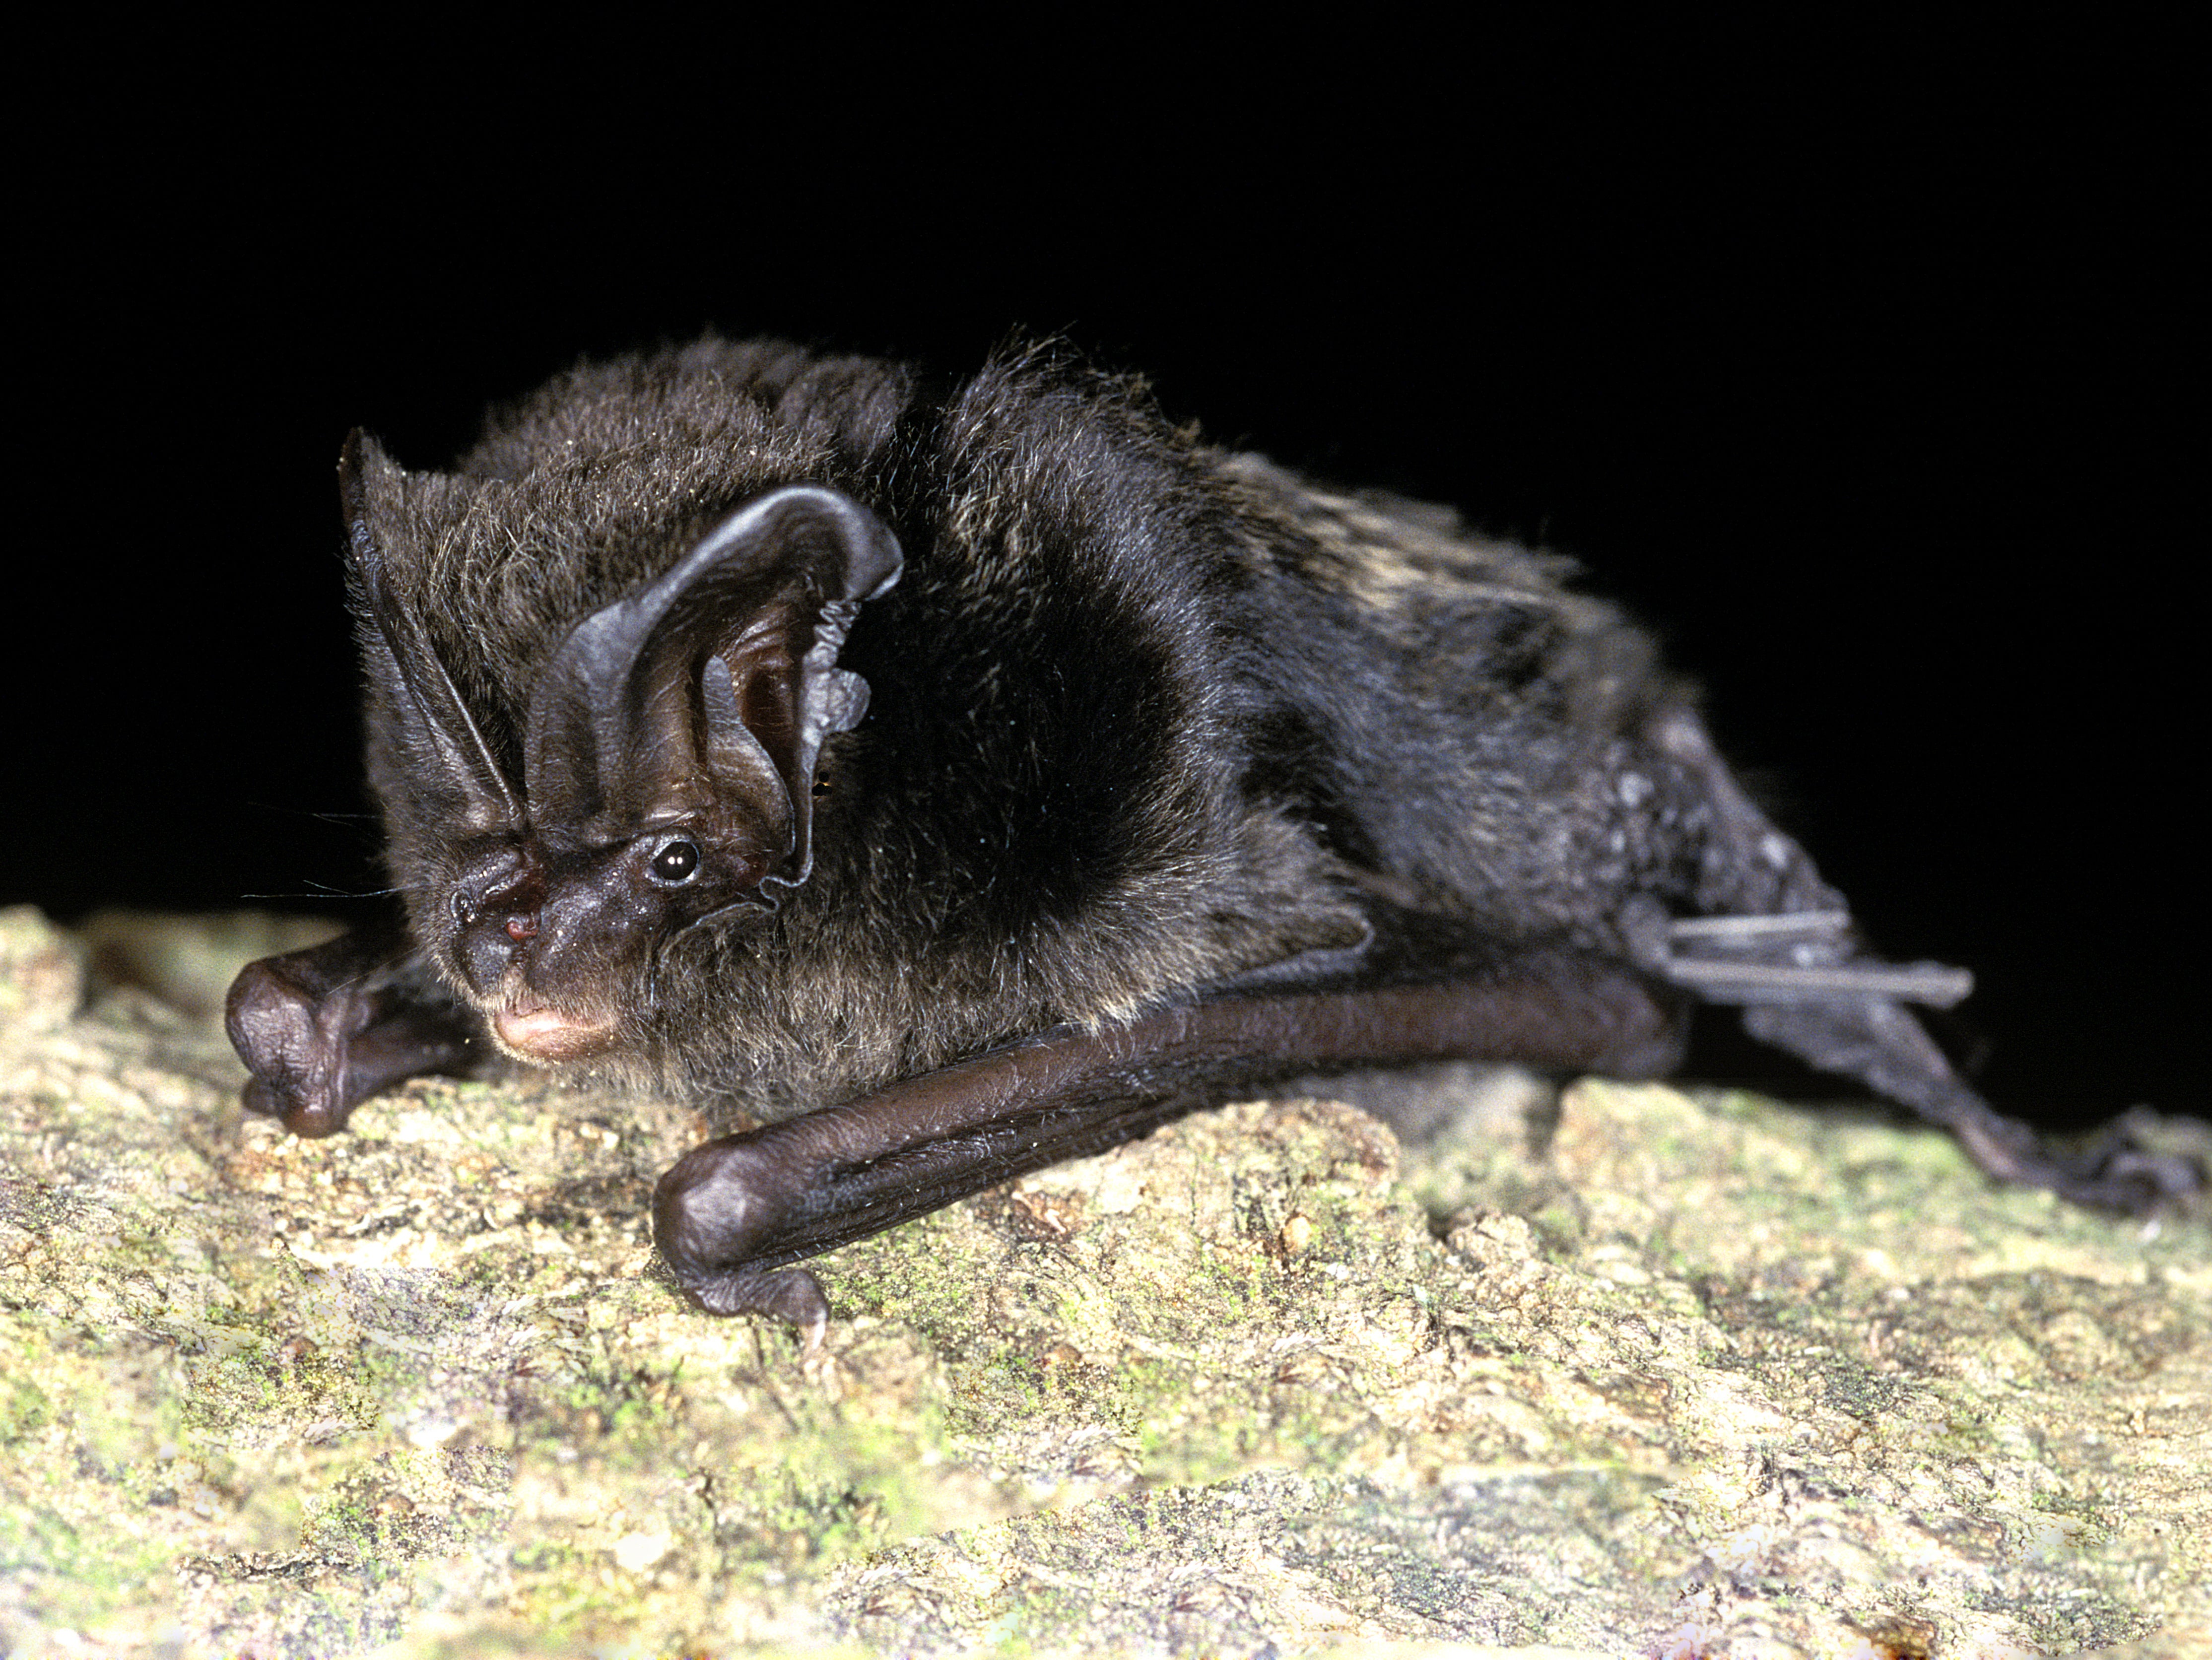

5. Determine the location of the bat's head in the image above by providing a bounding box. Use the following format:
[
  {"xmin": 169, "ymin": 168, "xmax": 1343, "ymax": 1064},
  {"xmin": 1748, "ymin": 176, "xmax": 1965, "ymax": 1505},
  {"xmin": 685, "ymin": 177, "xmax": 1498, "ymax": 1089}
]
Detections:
[{"xmin": 343, "ymin": 439, "xmax": 903, "ymax": 1065}]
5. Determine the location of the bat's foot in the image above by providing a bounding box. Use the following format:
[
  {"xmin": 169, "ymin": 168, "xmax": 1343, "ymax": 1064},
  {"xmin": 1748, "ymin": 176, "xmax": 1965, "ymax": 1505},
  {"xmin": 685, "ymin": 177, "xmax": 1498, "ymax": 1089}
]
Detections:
[
  {"xmin": 227, "ymin": 955, "xmax": 375, "ymax": 1138},
  {"xmin": 1741, "ymin": 1000, "xmax": 2207, "ymax": 1217},
  {"xmin": 226, "ymin": 930, "xmax": 480, "ymax": 1138},
  {"xmin": 2017, "ymin": 1118, "xmax": 2207, "ymax": 1216}
]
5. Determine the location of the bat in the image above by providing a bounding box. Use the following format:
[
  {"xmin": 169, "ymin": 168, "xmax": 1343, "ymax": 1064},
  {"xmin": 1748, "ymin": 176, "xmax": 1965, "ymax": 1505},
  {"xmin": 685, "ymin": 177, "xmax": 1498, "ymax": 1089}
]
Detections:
[{"xmin": 225, "ymin": 337, "xmax": 2199, "ymax": 1340}]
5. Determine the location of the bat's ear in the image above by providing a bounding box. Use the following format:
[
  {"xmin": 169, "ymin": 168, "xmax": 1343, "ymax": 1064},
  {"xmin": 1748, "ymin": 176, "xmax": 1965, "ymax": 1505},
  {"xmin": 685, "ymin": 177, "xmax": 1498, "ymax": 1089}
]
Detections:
[
  {"xmin": 524, "ymin": 484, "xmax": 903, "ymax": 890},
  {"xmin": 341, "ymin": 431, "xmax": 521, "ymax": 835}
]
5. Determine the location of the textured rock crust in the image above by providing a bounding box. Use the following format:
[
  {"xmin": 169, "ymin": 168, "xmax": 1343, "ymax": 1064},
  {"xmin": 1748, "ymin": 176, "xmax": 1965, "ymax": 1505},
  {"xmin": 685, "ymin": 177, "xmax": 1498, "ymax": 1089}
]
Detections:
[{"xmin": 2, "ymin": 907, "xmax": 2208, "ymax": 1658}]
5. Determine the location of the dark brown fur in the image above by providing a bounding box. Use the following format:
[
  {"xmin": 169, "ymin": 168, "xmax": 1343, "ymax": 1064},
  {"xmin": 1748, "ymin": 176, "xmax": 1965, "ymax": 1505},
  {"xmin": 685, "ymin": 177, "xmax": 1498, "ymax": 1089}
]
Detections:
[
  {"xmin": 226, "ymin": 336, "xmax": 2196, "ymax": 1328},
  {"xmin": 359, "ymin": 341, "xmax": 1724, "ymax": 1101}
]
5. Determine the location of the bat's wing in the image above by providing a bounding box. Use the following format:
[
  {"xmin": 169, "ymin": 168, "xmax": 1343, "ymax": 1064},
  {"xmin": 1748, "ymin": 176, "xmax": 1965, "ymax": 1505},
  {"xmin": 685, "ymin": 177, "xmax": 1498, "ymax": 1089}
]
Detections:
[
  {"xmin": 1643, "ymin": 707, "xmax": 2201, "ymax": 1213},
  {"xmin": 653, "ymin": 941, "xmax": 1685, "ymax": 1339}
]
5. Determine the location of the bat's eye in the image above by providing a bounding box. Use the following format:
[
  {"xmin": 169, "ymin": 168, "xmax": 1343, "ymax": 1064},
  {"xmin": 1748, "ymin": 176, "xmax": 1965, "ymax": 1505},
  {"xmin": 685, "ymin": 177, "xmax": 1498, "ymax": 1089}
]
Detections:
[{"xmin": 648, "ymin": 838, "xmax": 701, "ymax": 885}]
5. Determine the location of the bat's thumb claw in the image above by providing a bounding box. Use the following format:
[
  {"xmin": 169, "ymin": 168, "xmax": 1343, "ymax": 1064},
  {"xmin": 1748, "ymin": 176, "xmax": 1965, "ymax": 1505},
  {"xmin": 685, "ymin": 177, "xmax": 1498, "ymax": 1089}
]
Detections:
[
  {"xmin": 674, "ymin": 1262, "xmax": 834, "ymax": 1343},
  {"xmin": 801, "ymin": 1327, "xmax": 843, "ymax": 1399}
]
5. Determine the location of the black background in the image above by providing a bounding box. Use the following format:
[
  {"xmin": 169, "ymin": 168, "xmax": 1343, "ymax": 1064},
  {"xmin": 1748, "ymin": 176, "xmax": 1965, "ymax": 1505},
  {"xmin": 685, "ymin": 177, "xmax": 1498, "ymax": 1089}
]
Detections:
[{"xmin": 8, "ymin": 30, "xmax": 2195, "ymax": 1129}]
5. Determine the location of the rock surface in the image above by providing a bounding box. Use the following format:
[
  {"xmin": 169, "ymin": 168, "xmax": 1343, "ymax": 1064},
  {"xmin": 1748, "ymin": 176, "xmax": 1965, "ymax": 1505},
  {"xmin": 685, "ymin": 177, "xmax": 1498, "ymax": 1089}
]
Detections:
[{"xmin": 2, "ymin": 905, "xmax": 2208, "ymax": 1658}]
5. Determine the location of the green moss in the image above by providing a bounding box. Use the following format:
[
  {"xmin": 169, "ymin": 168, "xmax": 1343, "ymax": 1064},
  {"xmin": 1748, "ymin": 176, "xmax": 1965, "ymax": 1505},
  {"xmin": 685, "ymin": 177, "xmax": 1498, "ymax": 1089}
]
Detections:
[
  {"xmin": 0, "ymin": 1529, "xmax": 174, "ymax": 1634},
  {"xmin": 8, "ymin": 914, "xmax": 2212, "ymax": 1656},
  {"xmin": 0, "ymin": 1375, "xmax": 51, "ymax": 1444}
]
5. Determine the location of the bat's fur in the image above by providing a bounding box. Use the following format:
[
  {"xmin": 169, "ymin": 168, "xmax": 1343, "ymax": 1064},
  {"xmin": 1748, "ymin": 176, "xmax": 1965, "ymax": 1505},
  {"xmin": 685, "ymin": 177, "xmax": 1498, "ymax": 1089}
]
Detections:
[
  {"xmin": 351, "ymin": 336, "xmax": 1806, "ymax": 1122},
  {"xmin": 225, "ymin": 330, "xmax": 2196, "ymax": 1326}
]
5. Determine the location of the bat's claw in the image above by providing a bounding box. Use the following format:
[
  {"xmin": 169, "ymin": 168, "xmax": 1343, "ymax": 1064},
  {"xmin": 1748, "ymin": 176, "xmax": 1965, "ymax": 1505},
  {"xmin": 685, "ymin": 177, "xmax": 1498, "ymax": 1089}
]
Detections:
[
  {"xmin": 678, "ymin": 1264, "xmax": 832, "ymax": 1343},
  {"xmin": 801, "ymin": 1328, "xmax": 844, "ymax": 1398}
]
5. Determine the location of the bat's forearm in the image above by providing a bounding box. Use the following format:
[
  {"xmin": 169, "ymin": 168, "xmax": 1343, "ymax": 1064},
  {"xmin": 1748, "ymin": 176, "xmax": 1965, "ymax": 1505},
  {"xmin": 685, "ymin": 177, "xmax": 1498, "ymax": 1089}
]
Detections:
[{"xmin": 652, "ymin": 959, "xmax": 1683, "ymax": 1328}]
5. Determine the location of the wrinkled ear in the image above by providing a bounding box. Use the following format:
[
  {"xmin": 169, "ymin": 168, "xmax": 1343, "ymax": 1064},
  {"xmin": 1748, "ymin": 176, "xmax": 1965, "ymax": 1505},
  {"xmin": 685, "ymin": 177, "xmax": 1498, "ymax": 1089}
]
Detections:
[
  {"xmin": 341, "ymin": 431, "xmax": 521, "ymax": 835},
  {"xmin": 524, "ymin": 484, "xmax": 903, "ymax": 887}
]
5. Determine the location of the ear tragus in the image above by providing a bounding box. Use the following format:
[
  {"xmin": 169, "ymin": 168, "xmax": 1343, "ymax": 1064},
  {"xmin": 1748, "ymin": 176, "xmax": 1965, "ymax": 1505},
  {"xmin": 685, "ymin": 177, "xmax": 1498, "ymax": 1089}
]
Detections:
[
  {"xmin": 523, "ymin": 484, "xmax": 903, "ymax": 884},
  {"xmin": 341, "ymin": 430, "xmax": 521, "ymax": 837}
]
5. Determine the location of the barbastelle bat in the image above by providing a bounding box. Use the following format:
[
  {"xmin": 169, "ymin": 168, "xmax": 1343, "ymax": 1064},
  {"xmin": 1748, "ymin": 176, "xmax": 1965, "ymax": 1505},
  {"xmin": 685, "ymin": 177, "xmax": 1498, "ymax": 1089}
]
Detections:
[{"xmin": 226, "ymin": 337, "xmax": 2199, "ymax": 1338}]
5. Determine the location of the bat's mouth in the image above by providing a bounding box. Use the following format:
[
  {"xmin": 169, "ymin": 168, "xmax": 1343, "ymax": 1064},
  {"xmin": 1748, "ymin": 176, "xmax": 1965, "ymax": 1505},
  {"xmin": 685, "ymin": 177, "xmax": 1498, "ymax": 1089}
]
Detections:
[{"xmin": 491, "ymin": 999, "xmax": 619, "ymax": 1062}]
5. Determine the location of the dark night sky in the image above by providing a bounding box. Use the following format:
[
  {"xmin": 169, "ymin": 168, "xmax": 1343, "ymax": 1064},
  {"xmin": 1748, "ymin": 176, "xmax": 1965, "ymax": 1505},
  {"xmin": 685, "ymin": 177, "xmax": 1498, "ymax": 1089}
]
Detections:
[{"xmin": 7, "ymin": 34, "xmax": 2196, "ymax": 1129}]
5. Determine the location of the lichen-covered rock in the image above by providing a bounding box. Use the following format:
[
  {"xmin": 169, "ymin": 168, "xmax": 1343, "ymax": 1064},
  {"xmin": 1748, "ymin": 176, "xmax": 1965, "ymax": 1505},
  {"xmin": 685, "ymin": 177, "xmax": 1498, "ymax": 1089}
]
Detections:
[{"xmin": 2, "ymin": 907, "xmax": 2207, "ymax": 1658}]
